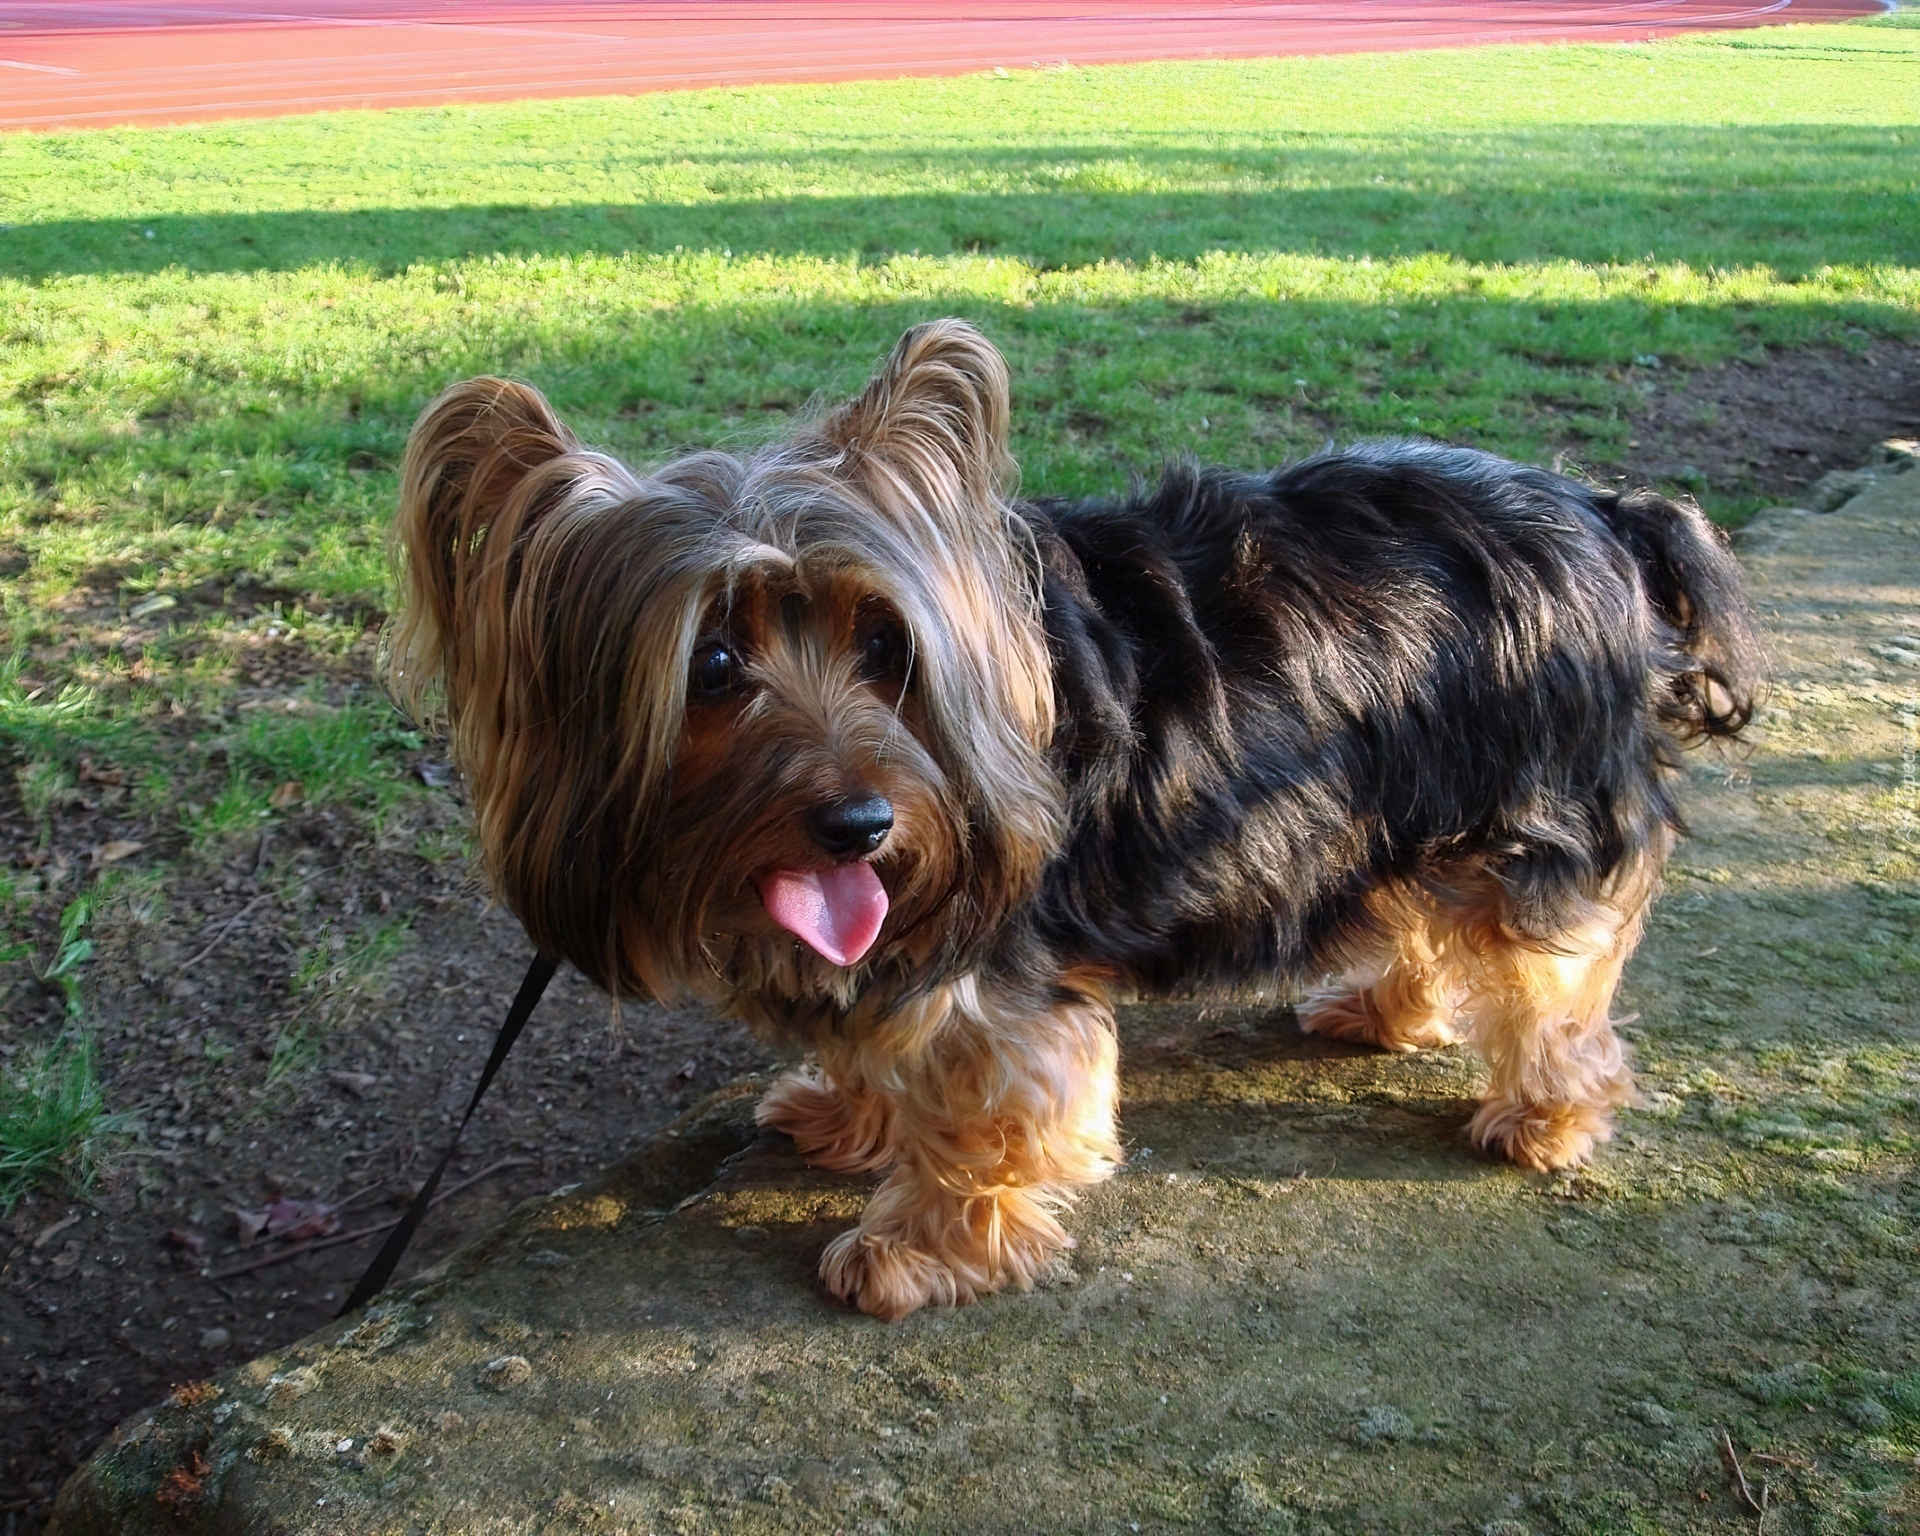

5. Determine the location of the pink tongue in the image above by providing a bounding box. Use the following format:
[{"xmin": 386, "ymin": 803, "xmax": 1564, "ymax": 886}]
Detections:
[{"xmin": 757, "ymin": 862, "xmax": 890, "ymax": 967}]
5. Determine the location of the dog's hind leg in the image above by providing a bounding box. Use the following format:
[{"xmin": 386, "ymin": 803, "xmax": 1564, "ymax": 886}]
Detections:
[
  {"xmin": 1297, "ymin": 887, "xmax": 1464, "ymax": 1054},
  {"xmin": 1448, "ymin": 854, "xmax": 1663, "ymax": 1172},
  {"xmin": 757, "ymin": 1063, "xmax": 898, "ymax": 1175}
]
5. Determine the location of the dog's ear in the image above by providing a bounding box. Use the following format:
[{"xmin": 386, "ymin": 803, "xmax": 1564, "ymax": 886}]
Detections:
[
  {"xmin": 822, "ymin": 319, "xmax": 1014, "ymax": 512},
  {"xmin": 818, "ymin": 323, "xmax": 1063, "ymax": 908},
  {"xmin": 385, "ymin": 376, "xmax": 582, "ymax": 722}
]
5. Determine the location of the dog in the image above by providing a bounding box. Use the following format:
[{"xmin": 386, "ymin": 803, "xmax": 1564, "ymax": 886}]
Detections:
[{"xmin": 386, "ymin": 319, "xmax": 1759, "ymax": 1320}]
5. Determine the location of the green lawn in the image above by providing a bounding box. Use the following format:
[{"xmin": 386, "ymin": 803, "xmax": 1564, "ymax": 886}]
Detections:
[
  {"xmin": 3, "ymin": 19, "xmax": 1918, "ymax": 614},
  {"xmin": 1, "ymin": 15, "xmax": 1918, "ymax": 1193}
]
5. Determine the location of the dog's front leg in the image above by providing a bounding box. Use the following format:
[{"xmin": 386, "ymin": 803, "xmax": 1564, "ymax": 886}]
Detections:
[{"xmin": 814, "ymin": 974, "xmax": 1121, "ymax": 1321}]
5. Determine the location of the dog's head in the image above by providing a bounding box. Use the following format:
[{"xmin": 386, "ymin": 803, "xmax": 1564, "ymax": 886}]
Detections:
[{"xmin": 387, "ymin": 321, "xmax": 1062, "ymax": 1003}]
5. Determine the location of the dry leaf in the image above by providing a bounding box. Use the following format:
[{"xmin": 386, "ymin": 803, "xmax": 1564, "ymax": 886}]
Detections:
[
  {"xmin": 92, "ymin": 839, "xmax": 145, "ymax": 866},
  {"xmin": 269, "ymin": 780, "xmax": 304, "ymax": 809},
  {"xmin": 263, "ymin": 1197, "xmax": 339, "ymax": 1241}
]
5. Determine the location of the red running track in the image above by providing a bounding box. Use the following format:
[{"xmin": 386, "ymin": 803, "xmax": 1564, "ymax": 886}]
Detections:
[{"xmin": 0, "ymin": 0, "xmax": 1888, "ymax": 133}]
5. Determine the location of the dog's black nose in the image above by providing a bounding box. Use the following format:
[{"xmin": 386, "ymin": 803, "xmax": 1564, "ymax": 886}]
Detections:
[{"xmin": 807, "ymin": 794, "xmax": 894, "ymax": 858}]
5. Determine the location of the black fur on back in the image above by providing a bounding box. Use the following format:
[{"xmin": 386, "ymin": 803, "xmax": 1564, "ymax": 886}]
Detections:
[{"xmin": 1018, "ymin": 440, "xmax": 1761, "ymax": 994}]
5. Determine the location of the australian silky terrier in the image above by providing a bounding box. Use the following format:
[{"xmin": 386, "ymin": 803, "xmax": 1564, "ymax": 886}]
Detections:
[{"xmin": 387, "ymin": 320, "xmax": 1758, "ymax": 1319}]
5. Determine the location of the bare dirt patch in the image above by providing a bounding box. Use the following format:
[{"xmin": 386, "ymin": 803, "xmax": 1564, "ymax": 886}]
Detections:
[
  {"xmin": 0, "ymin": 767, "xmax": 776, "ymax": 1533},
  {"xmin": 1613, "ymin": 337, "xmax": 1920, "ymax": 508}
]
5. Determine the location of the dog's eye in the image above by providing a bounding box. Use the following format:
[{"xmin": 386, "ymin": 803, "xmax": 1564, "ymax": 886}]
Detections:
[
  {"xmin": 858, "ymin": 621, "xmax": 909, "ymax": 682},
  {"xmin": 689, "ymin": 639, "xmax": 744, "ymax": 699}
]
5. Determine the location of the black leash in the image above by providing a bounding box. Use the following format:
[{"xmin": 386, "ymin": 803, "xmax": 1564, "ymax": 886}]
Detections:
[{"xmin": 338, "ymin": 951, "xmax": 557, "ymax": 1318}]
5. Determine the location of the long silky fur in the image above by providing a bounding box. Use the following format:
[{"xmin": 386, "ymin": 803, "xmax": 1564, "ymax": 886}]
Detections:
[
  {"xmin": 387, "ymin": 323, "xmax": 1062, "ymax": 1007},
  {"xmin": 386, "ymin": 320, "xmax": 1762, "ymax": 1318},
  {"xmin": 1016, "ymin": 443, "xmax": 1761, "ymax": 993}
]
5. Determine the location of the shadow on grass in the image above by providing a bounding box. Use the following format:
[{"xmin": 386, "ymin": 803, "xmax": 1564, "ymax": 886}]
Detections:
[
  {"xmin": 5, "ymin": 125, "xmax": 1916, "ymax": 281},
  {"xmin": 4, "ymin": 287, "xmax": 1912, "ymax": 607},
  {"xmin": 7, "ymin": 287, "xmax": 1905, "ymax": 504}
]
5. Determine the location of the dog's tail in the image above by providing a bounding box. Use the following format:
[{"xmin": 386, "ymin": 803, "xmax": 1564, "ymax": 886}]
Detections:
[
  {"xmin": 1595, "ymin": 487, "xmax": 1762, "ymax": 742},
  {"xmin": 385, "ymin": 376, "xmax": 586, "ymax": 726}
]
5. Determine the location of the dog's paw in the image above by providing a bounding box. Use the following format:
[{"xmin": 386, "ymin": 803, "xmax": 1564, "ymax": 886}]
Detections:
[
  {"xmin": 1469, "ymin": 1097, "xmax": 1612, "ymax": 1172},
  {"xmin": 820, "ymin": 1228, "xmax": 984, "ymax": 1320},
  {"xmin": 820, "ymin": 1189, "xmax": 1070, "ymax": 1320},
  {"xmin": 1297, "ymin": 985, "xmax": 1456, "ymax": 1054},
  {"xmin": 1296, "ymin": 986, "xmax": 1392, "ymax": 1045},
  {"xmin": 756, "ymin": 1068, "xmax": 894, "ymax": 1173}
]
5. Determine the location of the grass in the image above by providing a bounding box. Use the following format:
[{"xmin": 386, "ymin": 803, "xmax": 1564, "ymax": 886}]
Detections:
[
  {"xmin": 184, "ymin": 697, "xmax": 423, "ymax": 853},
  {"xmin": 269, "ymin": 913, "xmax": 413, "ymax": 1084},
  {"xmin": 0, "ymin": 879, "xmax": 117, "ymax": 1210},
  {"xmin": 0, "ymin": 17, "xmax": 1916, "ymax": 1202},
  {"xmin": 0, "ymin": 1030, "xmax": 118, "ymax": 1211},
  {"xmin": 2, "ymin": 21, "xmax": 1918, "ymax": 618}
]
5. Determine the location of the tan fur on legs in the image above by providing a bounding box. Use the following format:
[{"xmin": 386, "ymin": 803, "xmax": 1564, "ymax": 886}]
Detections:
[
  {"xmin": 801, "ymin": 972, "xmax": 1121, "ymax": 1320},
  {"xmin": 1449, "ymin": 852, "xmax": 1665, "ymax": 1172},
  {"xmin": 756, "ymin": 1064, "xmax": 897, "ymax": 1175},
  {"xmin": 1298, "ymin": 888, "xmax": 1463, "ymax": 1053},
  {"xmin": 1461, "ymin": 921, "xmax": 1639, "ymax": 1171}
]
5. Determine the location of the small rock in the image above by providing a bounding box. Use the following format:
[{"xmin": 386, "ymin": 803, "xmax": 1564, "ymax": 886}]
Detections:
[
  {"xmin": 198, "ymin": 1327, "xmax": 231, "ymax": 1351},
  {"xmin": 1629, "ymin": 1399, "xmax": 1675, "ymax": 1428},
  {"xmin": 478, "ymin": 1355, "xmax": 532, "ymax": 1391},
  {"xmin": 1808, "ymin": 468, "xmax": 1874, "ymax": 512},
  {"xmin": 1869, "ymin": 438, "xmax": 1917, "ymax": 473},
  {"xmin": 1846, "ymin": 1396, "xmax": 1892, "ymax": 1430},
  {"xmin": 1347, "ymin": 1405, "xmax": 1411, "ymax": 1445},
  {"xmin": 1729, "ymin": 506, "xmax": 1810, "ymax": 552},
  {"xmin": 1739, "ymin": 1361, "xmax": 1825, "ymax": 1405}
]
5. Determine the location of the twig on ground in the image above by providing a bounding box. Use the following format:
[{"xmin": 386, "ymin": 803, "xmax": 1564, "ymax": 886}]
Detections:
[
  {"xmin": 1719, "ymin": 1428, "xmax": 1766, "ymax": 1516},
  {"xmin": 178, "ymin": 893, "xmax": 271, "ymax": 971},
  {"xmin": 31, "ymin": 1212, "xmax": 84, "ymax": 1250},
  {"xmin": 341, "ymin": 1127, "xmax": 411, "ymax": 1170},
  {"xmin": 332, "ymin": 1174, "xmax": 395, "ymax": 1213},
  {"xmin": 205, "ymin": 1157, "xmax": 531, "ymax": 1281}
]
